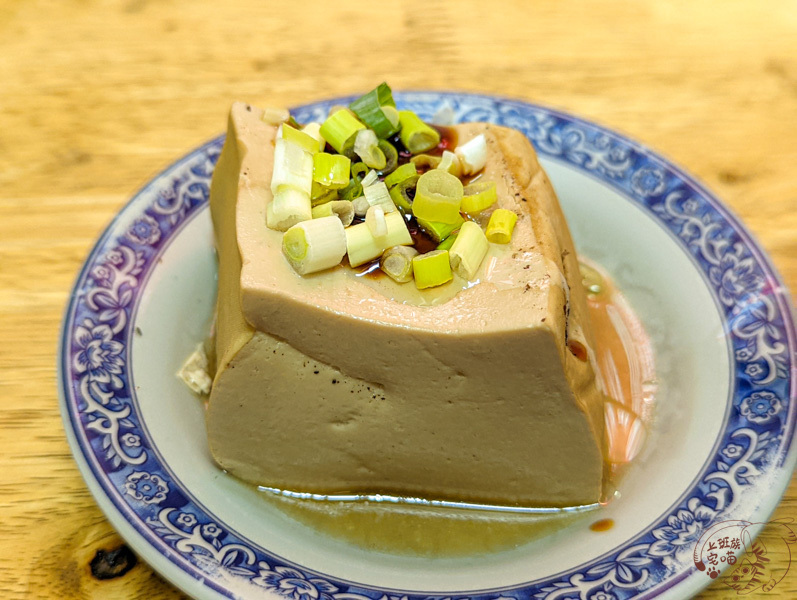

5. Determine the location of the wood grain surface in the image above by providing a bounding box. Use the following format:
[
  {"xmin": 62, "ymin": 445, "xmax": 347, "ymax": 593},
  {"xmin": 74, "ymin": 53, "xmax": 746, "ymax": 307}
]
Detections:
[{"xmin": 1, "ymin": 0, "xmax": 795, "ymax": 598}]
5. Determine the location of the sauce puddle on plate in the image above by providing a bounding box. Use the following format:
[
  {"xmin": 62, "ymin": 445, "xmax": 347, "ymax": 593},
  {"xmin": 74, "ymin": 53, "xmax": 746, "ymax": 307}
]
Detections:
[{"xmin": 254, "ymin": 260, "xmax": 657, "ymax": 557}]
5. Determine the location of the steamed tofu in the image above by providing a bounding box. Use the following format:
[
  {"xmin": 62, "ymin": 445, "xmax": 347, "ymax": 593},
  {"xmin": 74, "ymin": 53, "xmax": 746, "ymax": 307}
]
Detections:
[{"xmin": 205, "ymin": 102, "xmax": 606, "ymax": 507}]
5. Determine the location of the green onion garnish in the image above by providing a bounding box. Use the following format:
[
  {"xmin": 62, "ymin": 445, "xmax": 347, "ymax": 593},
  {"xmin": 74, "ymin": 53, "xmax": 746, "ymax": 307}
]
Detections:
[
  {"xmin": 461, "ymin": 181, "xmax": 497, "ymax": 214},
  {"xmin": 282, "ymin": 216, "xmax": 347, "ymax": 275},
  {"xmin": 345, "ymin": 211, "xmax": 413, "ymax": 267},
  {"xmin": 313, "ymin": 152, "xmax": 351, "ymax": 189},
  {"xmin": 311, "ymin": 200, "xmax": 355, "ymax": 227},
  {"xmin": 380, "ymin": 245, "xmax": 418, "ymax": 283},
  {"xmin": 354, "ymin": 129, "xmax": 387, "ymax": 170},
  {"xmin": 351, "ymin": 162, "xmax": 370, "ymax": 182},
  {"xmin": 280, "ymin": 123, "xmax": 322, "ymax": 155},
  {"xmin": 339, "ymin": 177, "xmax": 363, "ymax": 201},
  {"xmin": 398, "ymin": 110, "xmax": 441, "ymax": 154},
  {"xmin": 266, "ymin": 187, "xmax": 312, "ymax": 232},
  {"xmin": 320, "ymin": 109, "xmax": 365, "ymax": 155},
  {"xmin": 436, "ymin": 232, "xmax": 458, "ymax": 251},
  {"xmin": 389, "ymin": 174, "xmax": 419, "ymax": 213},
  {"xmin": 384, "ymin": 162, "xmax": 417, "ymax": 189},
  {"xmin": 449, "ymin": 221, "xmax": 489, "ymax": 280},
  {"xmin": 412, "ymin": 169, "xmax": 464, "ymax": 224},
  {"xmin": 485, "ymin": 208, "xmax": 518, "ymax": 243},
  {"xmin": 270, "ymin": 138, "xmax": 314, "ymax": 196},
  {"xmin": 377, "ymin": 139, "xmax": 398, "ymax": 176},
  {"xmin": 412, "ymin": 249, "xmax": 453, "ymax": 289},
  {"xmin": 348, "ymin": 82, "xmax": 400, "ymax": 138},
  {"xmin": 416, "ymin": 213, "xmax": 465, "ymax": 243}
]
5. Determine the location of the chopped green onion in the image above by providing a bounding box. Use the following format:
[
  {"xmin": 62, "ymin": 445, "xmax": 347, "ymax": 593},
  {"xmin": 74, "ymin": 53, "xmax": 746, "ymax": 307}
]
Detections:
[
  {"xmin": 365, "ymin": 205, "xmax": 387, "ymax": 238},
  {"xmin": 352, "ymin": 196, "xmax": 369, "ymax": 217},
  {"xmin": 461, "ymin": 181, "xmax": 497, "ymax": 214},
  {"xmin": 410, "ymin": 153, "xmax": 441, "ymax": 170},
  {"xmin": 389, "ymin": 174, "xmax": 418, "ymax": 213},
  {"xmin": 416, "ymin": 213, "xmax": 465, "ymax": 243},
  {"xmin": 266, "ymin": 187, "xmax": 312, "ymax": 231},
  {"xmin": 313, "ymin": 152, "xmax": 351, "ymax": 189},
  {"xmin": 301, "ymin": 122, "xmax": 327, "ymax": 152},
  {"xmin": 310, "ymin": 185, "xmax": 338, "ymax": 207},
  {"xmin": 377, "ymin": 140, "xmax": 398, "ymax": 176},
  {"xmin": 436, "ymin": 233, "xmax": 458, "ymax": 251},
  {"xmin": 261, "ymin": 106, "xmax": 290, "ymax": 126},
  {"xmin": 361, "ymin": 169, "xmax": 379, "ymax": 187},
  {"xmin": 311, "ymin": 200, "xmax": 355, "ymax": 227},
  {"xmin": 339, "ymin": 177, "xmax": 363, "ymax": 201},
  {"xmin": 399, "ymin": 110, "xmax": 441, "ymax": 154},
  {"xmin": 436, "ymin": 150, "xmax": 462, "ymax": 177},
  {"xmin": 384, "ymin": 162, "xmax": 417, "ymax": 188},
  {"xmin": 382, "ymin": 106, "xmax": 400, "ymax": 130},
  {"xmin": 485, "ymin": 208, "xmax": 518, "ymax": 243},
  {"xmin": 282, "ymin": 216, "xmax": 347, "ymax": 275},
  {"xmin": 354, "ymin": 129, "xmax": 387, "ymax": 169},
  {"xmin": 412, "ymin": 250, "xmax": 452, "ymax": 289},
  {"xmin": 348, "ymin": 82, "xmax": 400, "ymax": 138},
  {"xmin": 280, "ymin": 123, "xmax": 321, "ymax": 155},
  {"xmin": 270, "ymin": 138, "xmax": 314, "ymax": 196},
  {"xmin": 346, "ymin": 211, "xmax": 412, "ymax": 267},
  {"xmin": 412, "ymin": 169, "xmax": 464, "ymax": 224},
  {"xmin": 351, "ymin": 162, "xmax": 370, "ymax": 182},
  {"xmin": 363, "ymin": 181, "xmax": 396, "ymax": 213},
  {"xmin": 449, "ymin": 221, "xmax": 489, "ymax": 280},
  {"xmin": 455, "ymin": 133, "xmax": 487, "ymax": 175},
  {"xmin": 320, "ymin": 109, "xmax": 365, "ymax": 155},
  {"xmin": 380, "ymin": 245, "xmax": 418, "ymax": 283}
]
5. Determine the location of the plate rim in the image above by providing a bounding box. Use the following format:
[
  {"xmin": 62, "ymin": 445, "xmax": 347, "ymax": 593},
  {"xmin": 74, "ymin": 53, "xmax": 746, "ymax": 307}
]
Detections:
[{"xmin": 58, "ymin": 90, "xmax": 797, "ymax": 600}]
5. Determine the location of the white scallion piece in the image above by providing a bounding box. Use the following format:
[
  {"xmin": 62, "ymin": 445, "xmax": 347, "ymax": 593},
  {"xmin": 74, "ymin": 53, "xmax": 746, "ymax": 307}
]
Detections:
[
  {"xmin": 449, "ymin": 221, "xmax": 489, "ymax": 280},
  {"xmin": 301, "ymin": 122, "xmax": 327, "ymax": 152},
  {"xmin": 380, "ymin": 245, "xmax": 418, "ymax": 283},
  {"xmin": 346, "ymin": 211, "xmax": 412, "ymax": 267},
  {"xmin": 365, "ymin": 206, "xmax": 387, "ymax": 238},
  {"xmin": 282, "ymin": 216, "xmax": 347, "ymax": 275},
  {"xmin": 363, "ymin": 181, "xmax": 396, "ymax": 213},
  {"xmin": 352, "ymin": 196, "xmax": 370, "ymax": 217},
  {"xmin": 436, "ymin": 150, "xmax": 462, "ymax": 177},
  {"xmin": 261, "ymin": 106, "xmax": 290, "ymax": 125},
  {"xmin": 431, "ymin": 103, "xmax": 455, "ymax": 126},
  {"xmin": 271, "ymin": 138, "xmax": 314, "ymax": 196},
  {"xmin": 361, "ymin": 169, "xmax": 379, "ymax": 188},
  {"xmin": 266, "ymin": 187, "xmax": 312, "ymax": 231},
  {"xmin": 353, "ymin": 128, "xmax": 386, "ymax": 169},
  {"xmin": 311, "ymin": 200, "xmax": 355, "ymax": 227},
  {"xmin": 455, "ymin": 134, "xmax": 487, "ymax": 176}
]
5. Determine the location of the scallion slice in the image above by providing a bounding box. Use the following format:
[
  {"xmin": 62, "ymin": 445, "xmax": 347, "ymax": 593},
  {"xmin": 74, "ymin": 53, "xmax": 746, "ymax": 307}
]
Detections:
[
  {"xmin": 270, "ymin": 138, "xmax": 314, "ymax": 196},
  {"xmin": 416, "ymin": 213, "xmax": 465, "ymax": 243},
  {"xmin": 348, "ymin": 82, "xmax": 400, "ymax": 138},
  {"xmin": 266, "ymin": 187, "xmax": 312, "ymax": 232},
  {"xmin": 339, "ymin": 177, "xmax": 363, "ymax": 201},
  {"xmin": 311, "ymin": 200, "xmax": 355, "ymax": 227},
  {"xmin": 280, "ymin": 123, "xmax": 322, "ymax": 155},
  {"xmin": 410, "ymin": 153, "xmax": 441, "ymax": 170},
  {"xmin": 354, "ymin": 129, "xmax": 387, "ymax": 170},
  {"xmin": 412, "ymin": 250, "xmax": 453, "ymax": 289},
  {"xmin": 282, "ymin": 216, "xmax": 347, "ymax": 275},
  {"xmin": 365, "ymin": 205, "xmax": 388, "ymax": 238},
  {"xmin": 361, "ymin": 169, "xmax": 379, "ymax": 188},
  {"xmin": 352, "ymin": 196, "xmax": 370, "ymax": 217},
  {"xmin": 380, "ymin": 245, "xmax": 418, "ymax": 283},
  {"xmin": 351, "ymin": 162, "xmax": 370, "ymax": 182},
  {"xmin": 398, "ymin": 110, "xmax": 441, "ymax": 154},
  {"xmin": 310, "ymin": 183, "xmax": 338, "ymax": 207},
  {"xmin": 449, "ymin": 221, "xmax": 489, "ymax": 280},
  {"xmin": 261, "ymin": 106, "xmax": 290, "ymax": 126},
  {"xmin": 461, "ymin": 181, "xmax": 497, "ymax": 214},
  {"xmin": 346, "ymin": 211, "xmax": 412, "ymax": 267},
  {"xmin": 377, "ymin": 139, "xmax": 398, "ymax": 176},
  {"xmin": 389, "ymin": 174, "xmax": 419, "ymax": 213},
  {"xmin": 485, "ymin": 208, "xmax": 518, "ymax": 243},
  {"xmin": 313, "ymin": 152, "xmax": 351, "ymax": 189},
  {"xmin": 455, "ymin": 133, "xmax": 488, "ymax": 175},
  {"xmin": 384, "ymin": 162, "xmax": 417, "ymax": 188},
  {"xmin": 411, "ymin": 169, "xmax": 463, "ymax": 224},
  {"xmin": 436, "ymin": 150, "xmax": 462, "ymax": 177},
  {"xmin": 301, "ymin": 122, "xmax": 327, "ymax": 152},
  {"xmin": 320, "ymin": 109, "xmax": 365, "ymax": 155},
  {"xmin": 363, "ymin": 181, "xmax": 396, "ymax": 213},
  {"xmin": 436, "ymin": 232, "xmax": 458, "ymax": 251}
]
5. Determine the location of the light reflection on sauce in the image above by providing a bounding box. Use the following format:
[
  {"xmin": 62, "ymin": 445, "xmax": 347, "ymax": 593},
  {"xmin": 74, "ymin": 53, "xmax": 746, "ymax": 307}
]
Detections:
[{"xmin": 257, "ymin": 260, "xmax": 656, "ymax": 556}]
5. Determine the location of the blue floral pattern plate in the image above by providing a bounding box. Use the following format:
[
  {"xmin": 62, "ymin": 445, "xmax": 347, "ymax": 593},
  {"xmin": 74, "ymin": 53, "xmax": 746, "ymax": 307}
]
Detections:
[{"xmin": 59, "ymin": 92, "xmax": 795, "ymax": 600}]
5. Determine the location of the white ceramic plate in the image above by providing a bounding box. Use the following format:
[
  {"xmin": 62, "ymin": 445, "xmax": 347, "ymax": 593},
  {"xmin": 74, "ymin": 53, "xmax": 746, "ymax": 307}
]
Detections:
[{"xmin": 59, "ymin": 92, "xmax": 796, "ymax": 600}]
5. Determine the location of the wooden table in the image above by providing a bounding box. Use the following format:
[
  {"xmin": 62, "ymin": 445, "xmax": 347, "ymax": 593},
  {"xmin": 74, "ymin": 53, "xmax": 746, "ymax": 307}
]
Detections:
[{"xmin": 1, "ymin": 0, "xmax": 794, "ymax": 597}]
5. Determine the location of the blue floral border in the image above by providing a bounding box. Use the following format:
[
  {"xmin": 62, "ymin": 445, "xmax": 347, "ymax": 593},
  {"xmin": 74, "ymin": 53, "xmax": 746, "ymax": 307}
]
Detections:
[{"xmin": 60, "ymin": 92, "xmax": 795, "ymax": 600}]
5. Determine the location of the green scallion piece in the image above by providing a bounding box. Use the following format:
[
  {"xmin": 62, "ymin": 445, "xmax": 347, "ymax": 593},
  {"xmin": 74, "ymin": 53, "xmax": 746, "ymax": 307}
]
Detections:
[
  {"xmin": 377, "ymin": 140, "xmax": 398, "ymax": 176},
  {"xmin": 313, "ymin": 152, "xmax": 351, "ymax": 189},
  {"xmin": 320, "ymin": 109, "xmax": 365, "ymax": 155},
  {"xmin": 348, "ymin": 82, "xmax": 399, "ymax": 138},
  {"xmin": 398, "ymin": 110, "xmax": 441, "ymax": 154},
  {"xmin": 354, "ymin": 129, "xmax": 387, "ymax": 170},
  {"xmin": 339, "ymin": 177, "xmax": 363, "ymax": 201},
  {"xmin": 412, "ymin": 250, "xmax": 453, "ymax": 289},
  {"xmin": 280, "ymin": 123, "xmax": 321, "ymax": 155},
  {"xmin": 416, "ymin": 213, "xmax": 465, "ymax": 243},
  {"xmin": 436, "ymin": 233, "xmax": 458, "ymax": 251},
  {"xmin": 412, "ymin": 169, "xmax": 464, "ymax": 224},
  {"xmin": 389, "ymin": 174, "xmax": 419, "ymax": 214},
  {"xmin": 351, "ymin": 162, "xmax": 370, "ymax": 182},
  {"xmin": 384, "ymin": 162, "xmax": 417, "ymax": 189}
]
